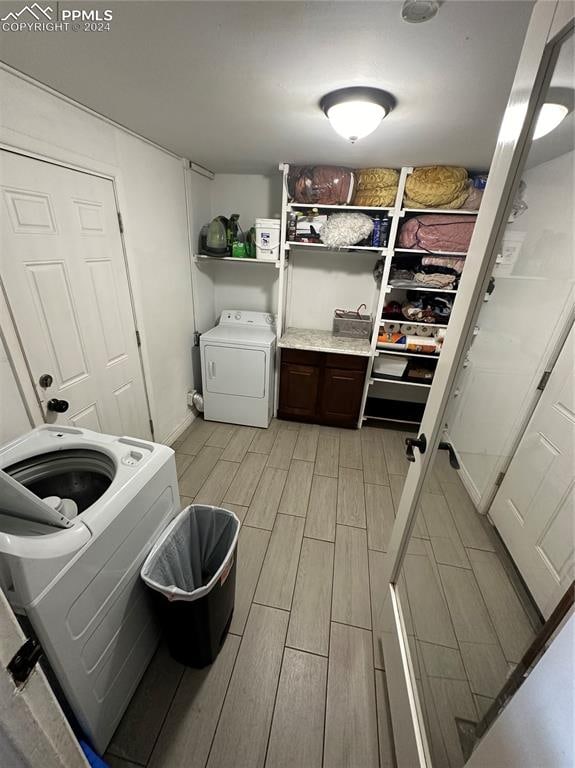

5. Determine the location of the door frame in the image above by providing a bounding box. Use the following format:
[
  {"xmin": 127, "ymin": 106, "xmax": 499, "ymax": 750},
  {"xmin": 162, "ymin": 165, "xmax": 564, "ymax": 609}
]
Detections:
[
  {"xmin": 0, "ymin": 588, "xmax": 89, "ymax": 768},
  {"xmin": 380, "ymin": 4, "xmax": 575, "ymax": 766},
  {"xmin": 0, "ymin": 145, "xmax": 155, "ymax": 440}
]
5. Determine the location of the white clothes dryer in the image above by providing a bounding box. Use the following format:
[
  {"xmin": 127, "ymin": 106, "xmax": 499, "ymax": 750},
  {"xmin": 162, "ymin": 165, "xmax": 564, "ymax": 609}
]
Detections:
[
  {"xmin": 200, "ymin": 310, "xmax": 276, "ymax": 428},
  {"xmin": 0, "ymin": 425, "xmax": 180, "ymax": 753}
]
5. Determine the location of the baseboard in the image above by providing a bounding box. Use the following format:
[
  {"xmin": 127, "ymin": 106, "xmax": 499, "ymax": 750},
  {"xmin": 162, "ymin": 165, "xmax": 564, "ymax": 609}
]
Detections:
[
  {"xmin": 163, "ymin": 409, "xmax": 196, "ymax": 447},
  {"xmin": 443, "ymin": 430, "xmax": 483, "ymax": 510}
]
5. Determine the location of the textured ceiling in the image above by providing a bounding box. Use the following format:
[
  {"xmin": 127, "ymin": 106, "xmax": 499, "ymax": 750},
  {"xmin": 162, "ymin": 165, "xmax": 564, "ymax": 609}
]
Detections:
[{"xmin": 0, "ymin": 0, "xmax": 536, "ymax": 173}]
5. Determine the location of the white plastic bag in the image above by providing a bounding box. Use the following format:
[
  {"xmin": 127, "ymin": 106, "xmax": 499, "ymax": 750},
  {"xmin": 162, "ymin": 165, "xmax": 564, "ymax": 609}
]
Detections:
[{"xmin": 141, "ymin": 505, "xmax": 240, "ymax": 602}]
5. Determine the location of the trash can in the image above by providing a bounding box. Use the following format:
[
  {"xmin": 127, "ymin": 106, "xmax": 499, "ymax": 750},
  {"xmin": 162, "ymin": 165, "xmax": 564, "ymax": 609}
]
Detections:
[{"xmin": 141, "ymin": 504, "xmax": 240, "ymax": 668}]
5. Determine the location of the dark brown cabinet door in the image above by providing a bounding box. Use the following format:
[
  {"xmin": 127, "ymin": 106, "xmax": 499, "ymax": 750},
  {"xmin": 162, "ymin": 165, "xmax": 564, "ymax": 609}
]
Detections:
[
  {"xmin": 318, "ymin": 367, "xmax": 364, "ymax": 426},
  {"xmin": 278, "ymin": 363, "xmax": 320, "ymax": 420}
]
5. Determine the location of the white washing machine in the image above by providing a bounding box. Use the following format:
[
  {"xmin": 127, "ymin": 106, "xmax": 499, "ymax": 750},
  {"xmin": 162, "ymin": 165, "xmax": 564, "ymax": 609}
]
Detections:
[
  {"xmin": 0, "ymin": 425, "xmax": 180, "ymax": 753},
  {"xmin": 201, "ymin": 310, "xmax": 276, "ymax": 428}
]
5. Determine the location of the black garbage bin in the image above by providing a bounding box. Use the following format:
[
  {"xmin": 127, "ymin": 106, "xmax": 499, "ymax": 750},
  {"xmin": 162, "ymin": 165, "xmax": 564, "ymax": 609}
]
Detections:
[{"xmin": 141, "ymin": 504, "xmax": 240, "ymax": 668}]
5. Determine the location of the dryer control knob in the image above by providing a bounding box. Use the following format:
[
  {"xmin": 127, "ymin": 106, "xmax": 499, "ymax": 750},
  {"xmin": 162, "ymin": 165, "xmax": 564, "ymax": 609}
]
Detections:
[{"xmin": 234, "ymin": 312, "xmax": 242, "ymax": 320}]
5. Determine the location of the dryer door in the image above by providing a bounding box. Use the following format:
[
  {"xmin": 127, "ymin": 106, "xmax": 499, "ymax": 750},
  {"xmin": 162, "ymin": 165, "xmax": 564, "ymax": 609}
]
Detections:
[{"xmin": 204, "ymin": 344, "xmax": 266, "ymax": 398}]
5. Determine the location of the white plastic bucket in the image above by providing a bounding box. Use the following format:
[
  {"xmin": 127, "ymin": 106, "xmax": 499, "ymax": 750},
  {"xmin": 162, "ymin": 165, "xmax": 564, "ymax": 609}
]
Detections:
[{"xmin": 255, "ymin": 218, "xmax": 281, "ymax": 261}]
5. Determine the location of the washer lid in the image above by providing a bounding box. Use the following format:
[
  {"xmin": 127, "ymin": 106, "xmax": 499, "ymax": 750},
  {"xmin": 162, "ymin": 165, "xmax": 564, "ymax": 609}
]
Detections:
[{"xmin": 0, "ymin": 470, "xmax": 73, "ymax": 529}]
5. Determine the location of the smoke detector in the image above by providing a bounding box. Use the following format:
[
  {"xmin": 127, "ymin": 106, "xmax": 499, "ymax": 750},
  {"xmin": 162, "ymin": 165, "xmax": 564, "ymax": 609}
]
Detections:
[{"xmin": 401, "ymin": 0, "xmax": 439, "ymax": 23}]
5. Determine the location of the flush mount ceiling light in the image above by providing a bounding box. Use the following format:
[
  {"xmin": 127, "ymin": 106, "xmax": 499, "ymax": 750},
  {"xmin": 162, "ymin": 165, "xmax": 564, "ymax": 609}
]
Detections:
[
  {"xmin": 320, "ymin": 87, "xmax": 395, "ymax": 143},
  {"xmin": 533, "ymin": 103, "xmax": 569, "ymax": 139},
  {"xmin": 401, "ymin": 0, "xmax": 439, "ymax": 23}
]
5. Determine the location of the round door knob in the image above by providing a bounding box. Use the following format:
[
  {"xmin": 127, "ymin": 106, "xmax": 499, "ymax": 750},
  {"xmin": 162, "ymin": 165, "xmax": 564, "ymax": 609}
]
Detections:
[{"xmin": 47, "ymin": 398, "xmax": 69, "ymax": 413}]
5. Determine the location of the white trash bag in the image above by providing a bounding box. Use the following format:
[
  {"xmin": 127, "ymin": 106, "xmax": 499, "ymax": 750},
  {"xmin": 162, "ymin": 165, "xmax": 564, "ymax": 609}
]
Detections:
[{"xmin": 141, "ymin": 505, "xmax": 240, "ymax": 602}]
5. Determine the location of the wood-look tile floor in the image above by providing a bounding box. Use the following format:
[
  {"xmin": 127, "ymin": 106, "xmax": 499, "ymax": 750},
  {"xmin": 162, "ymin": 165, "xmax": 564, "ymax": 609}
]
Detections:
[{"xmin": 106, "ymin": 418, "xmax": 541, "ymax": 768}]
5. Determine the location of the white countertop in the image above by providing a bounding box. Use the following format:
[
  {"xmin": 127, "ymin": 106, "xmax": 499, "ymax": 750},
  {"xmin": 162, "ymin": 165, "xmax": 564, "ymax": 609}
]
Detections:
[{"xmin": 278, "ymin": 327, "xmax": 372, "ymax": 357}]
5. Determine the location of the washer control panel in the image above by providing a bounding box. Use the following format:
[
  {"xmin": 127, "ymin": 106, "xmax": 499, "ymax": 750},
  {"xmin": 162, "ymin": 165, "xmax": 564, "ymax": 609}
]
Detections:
[{"xmin": 218, "ymin": 310, "xmax": 275, "ymax": 327}]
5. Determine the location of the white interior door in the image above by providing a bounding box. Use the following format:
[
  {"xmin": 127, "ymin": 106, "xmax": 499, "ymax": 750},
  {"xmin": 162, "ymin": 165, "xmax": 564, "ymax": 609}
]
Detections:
[
  {"xmin": 0, "ymin": 588, "xmax": 88, "ymax": 768},
  {"xmin": 0, "ymin": 151, "xmax": 150, "ymax": 439},
  {"xmin": 490, "ymin": 323, "xmax": 574, "ymax": 617},
  {"xmin": 379, "ymin": 7, "xmax": 572, "ymax": 766}
]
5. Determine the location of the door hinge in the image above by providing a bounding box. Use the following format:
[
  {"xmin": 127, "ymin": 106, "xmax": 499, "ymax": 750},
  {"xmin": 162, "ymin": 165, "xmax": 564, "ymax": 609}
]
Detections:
[
  {"xmin": 7, "ymin": 638, "xmax": 43, "ymax": 686},
  {"xmin": 495, "ymin": 471, "xmax": 506, "ymax": 487},
  {"xmin": 135, "ymin": 330, "xmax": 141, "ymax": 347},
  {"xmin": 149, "ymin": 418, "xmax": 154, "ymax": 436},
  {"xmin": 117, "ymin": 211, "xmax": 124, "ymax": 234},
  {"xmin": 537, "ymin": 370, "xmax": 551, "ymax": 391}
]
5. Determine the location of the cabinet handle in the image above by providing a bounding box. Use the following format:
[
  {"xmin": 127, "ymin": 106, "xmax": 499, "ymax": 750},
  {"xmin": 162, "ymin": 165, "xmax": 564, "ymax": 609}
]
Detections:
[
  {"xmin": 290, "ymin": 370, "xmax": 313, "ymax": 377},
  {"xmin": 332, "ymin": 375, "xmax": 355, "ymax": 382}
]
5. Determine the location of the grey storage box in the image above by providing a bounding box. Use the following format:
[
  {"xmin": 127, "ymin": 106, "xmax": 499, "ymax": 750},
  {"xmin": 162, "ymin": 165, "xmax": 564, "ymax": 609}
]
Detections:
[{"xmin": 333, "ymin": 309, "xmax": 372, "ymax": 339}]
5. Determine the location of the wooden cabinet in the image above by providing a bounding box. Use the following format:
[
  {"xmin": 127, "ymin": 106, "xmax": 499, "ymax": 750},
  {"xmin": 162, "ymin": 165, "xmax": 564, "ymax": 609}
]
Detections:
[
  {"xmin": 278, "ymin": 363, "xmax": 320, "ymax": 419},
  {"xmin": 278, "ymin": 349, "xmax": 367, "ymax": 428},
  {"xmin": 318, "ymin": 367, "xmax": 365, "ymax": 425}
]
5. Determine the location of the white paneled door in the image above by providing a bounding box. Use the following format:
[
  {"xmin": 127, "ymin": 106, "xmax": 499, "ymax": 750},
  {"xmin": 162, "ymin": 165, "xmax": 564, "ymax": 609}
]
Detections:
[
  {"xmin": 0, "ymin": 151, "xmax": 150, "ymax": 439},
  {"xmin": 490, "ymin": 323, "xmax": 575, "ymax": 618}
]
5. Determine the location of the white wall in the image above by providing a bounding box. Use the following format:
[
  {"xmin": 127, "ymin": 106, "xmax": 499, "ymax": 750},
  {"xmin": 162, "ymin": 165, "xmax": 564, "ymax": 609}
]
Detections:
[
  {"xmin": 211, "ymin": 173, "xmax": 282, "ymax": 230},
  {"xmin": 446, "ymin": 150, "xmax": 575, "ymax": 507},
  {"xmin": 286, "ymin": 251, "xmax": 379, "ymax": 331},
  {"xmin": 0, "ymin": 67, "xmax": 195, "ymax": 444},
  {"xmin": 187, "ymin": 170, "xmax": 216, "ymax": 333},
  {"xmin": 116, "ymin": 133, "xmax": 193, "ymax": 441},
  {"xmin": 213, "ymin": 262, "xmax": 279, "ymax": 317},
  {"xmin": 467, "ymin": 614, "xmax": 574, "ymax": 768}
]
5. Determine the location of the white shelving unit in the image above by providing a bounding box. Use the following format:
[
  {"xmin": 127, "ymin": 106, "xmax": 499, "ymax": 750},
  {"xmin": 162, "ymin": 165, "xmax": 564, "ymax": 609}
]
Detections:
[
  {"xmin": 275, "ymin": 163, "xmax": 476, "ymax": 428},
  {"xmin": 402, "ymin": 207, "xmax": 477, "ymax": 216},
  {"xmin": 371, "ymin": 377, "xmax": 432, "ymax": 389},
  {"xmin": 380, "ymin": 319, "xmax": 449, "ymax": 330},
  {"xmin": 375, "ymin": 349, "xmax": 440, "ymax": 359},
  {"xmin": 286, "ymin": 241, "xmax": 384, "ymax": 252},
  {"xmin": 194, "ymin": 254, "xmax": 282, "ymax": 267},
  {"xmin": 288, "ymin": 202, "xmax": 394, "ymax": 212},
  {"xmin": 385, "ymin": 284, "xmax": 458, "ymax": 294},
  {"xmin": 394, "ymin": 248, "xmax": 468, "ymax": 257}
]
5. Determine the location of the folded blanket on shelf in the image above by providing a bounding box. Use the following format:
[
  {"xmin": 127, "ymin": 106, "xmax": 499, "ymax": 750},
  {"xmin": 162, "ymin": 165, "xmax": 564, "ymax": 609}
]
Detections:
[
  {"xmin": 398, "ymin": 214, "xmax": 477, "ymax": 253},
  {"xmin": 413, "ymin": 272, "xmax": 456, "ymax": 289},
  {"xmin": 404, "ymin": 166, "xmax": 469, "ymax": 208},
  {"xmin": 421, "ymin": 255, "xmax": 465, "ymax": 274},
  {"xmin": 288, "ymin": 166, "xmax": 356, "ymax": 205},
  {"xmin": 404, "ymin": 188, "xmax": 469, "ymax": 210},
  {"xmin": 353, "ymin": 168, "xmax": 399, "ymax": 207},
  {"xmin": 390, "ymin": 267, "xmax": 414, "ymax": 280}
]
